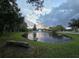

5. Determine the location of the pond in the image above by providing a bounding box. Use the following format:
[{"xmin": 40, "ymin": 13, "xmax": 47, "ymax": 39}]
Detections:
[{"xmin": 27, "ymin": 31, "xmax": 72, "ymax": 44}]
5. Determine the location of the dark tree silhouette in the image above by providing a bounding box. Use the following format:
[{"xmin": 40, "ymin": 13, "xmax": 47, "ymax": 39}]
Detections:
[
  {"xmin": 69, "ymin": 18, "xmax": 79, "ymax": 31},
  {"xmin": 27, "ymin": 0, "xmax": 44, "ymax": 10},
  {"xmin": 0, "ymin": 0, "xmax": 28, "ymax": 33},
  {"xmin": 33, "ymin": 24, "xmax": 37, "ymax": 31}
]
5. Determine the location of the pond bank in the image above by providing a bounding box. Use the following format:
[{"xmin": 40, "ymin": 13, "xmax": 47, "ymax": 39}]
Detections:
[{"xmin": 0, "ymin": 32, "xmax": 79, "ymax": 57}]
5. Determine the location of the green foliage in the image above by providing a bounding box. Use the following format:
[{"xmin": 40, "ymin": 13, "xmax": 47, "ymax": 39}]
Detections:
[
  {"xmin": 49, "ymin": 25, "xmax": 65, "ymax": 35},
  {"xmin": 0, "ymin": 0, "xmax": 28, "ymax": 33},
  {"xmin": 49, "ymin": 25, "xmax": 65, "ymax": 32},
  {"xmin": 0, "ymin": 32, "xmax": 79, "ymax": 57},
  {"xmin": 69, "ymin": 18, "xmax": 79, "ymax": 31},
  {"xmin": 27, "ymin": 0, "xmax": 44, "ymax": 10}
]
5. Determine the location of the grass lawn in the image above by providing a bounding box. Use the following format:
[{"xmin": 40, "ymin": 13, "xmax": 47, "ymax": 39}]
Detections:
[{"xmin": 0, "ymin": 32, "xmax": 79, "ymax": 58}]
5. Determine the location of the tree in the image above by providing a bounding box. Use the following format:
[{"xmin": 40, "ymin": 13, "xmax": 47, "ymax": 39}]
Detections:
[
  {"xmin": 0, "ymin": 0, "xmax": 27, "ymax": 33},
  {"xmin": 56, "ymin": 25, "xmax": 65, "ymax": 31},
  {"xmin": 27, "ymin": 0, "xmax": 44, "ymax": 10},
  {"xmin": 49, "ymin": 25, "xmax": 65, "ymax": 35},
  {"xmin": 69, "ymin": 18, "xmax": 79, "ymax": 32},
  {"xmin": 49, "ymin": 25, "xmax": 65, "ymax": 31},
  {"xmin": 33, "ymin": 24, "xmax": 37, "ymax": 31}
]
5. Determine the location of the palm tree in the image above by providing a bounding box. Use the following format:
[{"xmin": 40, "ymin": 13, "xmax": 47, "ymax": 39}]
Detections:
[{"xmin": 69, "ymin": 19, "xmax": 79, "ymax": 32}]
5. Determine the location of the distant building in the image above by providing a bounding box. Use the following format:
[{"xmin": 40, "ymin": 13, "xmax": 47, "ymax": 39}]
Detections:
[{"xmin": 65, "ymin": 27, "xmax": 72, "ymax": 30}]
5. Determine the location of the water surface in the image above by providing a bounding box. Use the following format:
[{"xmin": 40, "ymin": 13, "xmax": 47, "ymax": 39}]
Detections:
[{"xmin": 28, "ymin": 31, "xmax": 72, "ymax": 44}]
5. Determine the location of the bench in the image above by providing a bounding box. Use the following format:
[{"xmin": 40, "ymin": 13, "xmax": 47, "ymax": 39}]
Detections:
[{"xmin": 6, "ymin": 40, "xmax": 29, "ymax": 48}]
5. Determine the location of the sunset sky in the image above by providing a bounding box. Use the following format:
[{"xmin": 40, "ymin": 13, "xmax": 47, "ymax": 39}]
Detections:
[{"xmin": 17, "ymin": 0, "xmax": 79, "ymax": 27}]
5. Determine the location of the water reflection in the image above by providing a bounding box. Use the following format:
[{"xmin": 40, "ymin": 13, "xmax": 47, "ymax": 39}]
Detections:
[
  {"xmin": 28, "ymin": 31, "xmax": 72, "ymax": 44},
  {"xmin": 33, "ymin": 32, "xmax": 38, "ymax": 41}
]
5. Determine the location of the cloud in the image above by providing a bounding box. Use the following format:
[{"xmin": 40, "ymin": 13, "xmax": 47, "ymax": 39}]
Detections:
[
  {"xmin": 25, "ymin": 7, "xmax": 52, "ymax": 24},
  {"xmin": 26, "ymin": 14, "xmax": 39, "ymax": 24},
  {"xmin": 40, "ymin": 0, "xmax": 79, "ymax": 26},
  {"xmin": 17, "ymin": 0, "xmax": 79, "ymax": 27},
  {"xmin": 33, "ymin": 7, "xmax": 51, "ymax": 15}
]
